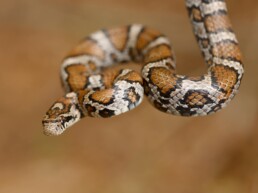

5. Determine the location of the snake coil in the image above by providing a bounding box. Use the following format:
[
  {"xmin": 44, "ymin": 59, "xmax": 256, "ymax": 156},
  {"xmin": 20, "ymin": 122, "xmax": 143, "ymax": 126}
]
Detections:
[{"xmin": 43, "ymin": 0, "xmax": 244, "ymax": 136}]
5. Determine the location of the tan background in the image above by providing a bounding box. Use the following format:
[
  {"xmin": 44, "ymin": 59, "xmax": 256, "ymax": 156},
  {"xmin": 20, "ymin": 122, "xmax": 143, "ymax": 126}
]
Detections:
[{"xmin": 0, "ymin": 0, "xmax": 257, "ymax": 192}]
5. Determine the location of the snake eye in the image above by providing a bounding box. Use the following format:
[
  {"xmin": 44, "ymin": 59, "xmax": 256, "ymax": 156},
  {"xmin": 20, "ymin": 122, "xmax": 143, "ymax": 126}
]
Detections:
[
  {"xmin": 61, "ymin": 115, "xmax": 75, "ymax": 128},
  {"xmin": 63, "ymin": 115, "xmax": 73, "ymax": 123}
]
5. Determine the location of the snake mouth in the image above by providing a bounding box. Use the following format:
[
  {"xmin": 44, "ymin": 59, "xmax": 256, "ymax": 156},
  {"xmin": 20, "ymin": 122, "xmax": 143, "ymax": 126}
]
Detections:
[{"xmin": 42, "ymin": 119, "xmax": 64, "ymax": 136}]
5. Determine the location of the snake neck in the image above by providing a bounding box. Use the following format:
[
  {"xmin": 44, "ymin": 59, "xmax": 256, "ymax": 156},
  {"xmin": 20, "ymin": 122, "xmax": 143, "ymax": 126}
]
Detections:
[{"xmin": 74, "ymin": 90, "xmax": 89, "ymax": 118}]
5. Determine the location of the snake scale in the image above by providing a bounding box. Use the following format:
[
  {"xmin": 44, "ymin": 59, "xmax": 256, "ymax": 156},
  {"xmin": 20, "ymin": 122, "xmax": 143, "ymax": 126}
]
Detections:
[{"xmin": 43, "ymin": 0, "xmax": 244, "ymax": 136}]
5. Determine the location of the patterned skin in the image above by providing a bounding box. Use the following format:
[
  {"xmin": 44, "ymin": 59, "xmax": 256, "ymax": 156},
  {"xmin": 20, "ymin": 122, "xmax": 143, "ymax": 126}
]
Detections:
[{"xmin": 43, "ymin": 0, "xmax": 244, "ymax": 136}]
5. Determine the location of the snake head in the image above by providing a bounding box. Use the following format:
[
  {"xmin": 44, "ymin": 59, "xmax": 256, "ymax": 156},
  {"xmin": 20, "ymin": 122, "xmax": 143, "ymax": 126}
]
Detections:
[{"xmin": 42, "ymin": 92, "xmax": 83, "ymax": 136}]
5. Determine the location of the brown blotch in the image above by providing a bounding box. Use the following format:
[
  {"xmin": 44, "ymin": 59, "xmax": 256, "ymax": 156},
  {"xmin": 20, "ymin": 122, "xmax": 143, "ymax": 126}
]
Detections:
[
  {"xmin": 212, "ymin": 42, "xmax": 242, "ymax": 61},
  {"xmin": 150, "ymin": 67, "xmax": 177, "ymax": 94},
  {"xmin": 186, "ymin": 92, "xmax": 207, "ymax": 106},
  {"xmin": 66, "ymin": 64, "xmax": 89, "ymax": 91},
  {"xmin": 117, "ymin": 71, "xmax": 143, "ymax": 84},
  {"xmin": 107, "ymin": 27, "xmax": 128, "ymax": 51},
  {"xmin": 101, "ymin": 69, "xmax": 121, "ymax": 88},
  {"xmin": 144, "ymin": 44, "xmax": 172, "ymax": 63},
  {"xmin": 205, "ymin": 14, "xmax": 232, "ymax": 33},
  {"xmin": 191, "ymin": 8, "xmax": 202, "ymax": 21},
  {"xmin": 91, "ymin": 89, "xmax": 114, "ymax": 104},
  {"xmin": 136, "ymin": 28, "xmax": 162, "ymax": 52},
  {"xmin": 211, "ymin": 65, "xmax": 238, "ymax": 96},
  {"xmin": 68, "ymin": 39, "xmax": 105, "ymax": 60}
]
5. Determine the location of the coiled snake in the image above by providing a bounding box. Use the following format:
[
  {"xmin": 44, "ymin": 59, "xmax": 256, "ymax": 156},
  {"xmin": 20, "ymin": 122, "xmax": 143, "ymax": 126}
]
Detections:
[{"xmin": 43, "ymin": 0, "xmax": 244, "ymax": 136}]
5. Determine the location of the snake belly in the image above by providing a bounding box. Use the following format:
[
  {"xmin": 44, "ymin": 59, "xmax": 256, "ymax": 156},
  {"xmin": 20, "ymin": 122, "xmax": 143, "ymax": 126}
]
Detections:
[{"xmin": 42, "ymin": 0, "xmax": 244, "ymax": 136}]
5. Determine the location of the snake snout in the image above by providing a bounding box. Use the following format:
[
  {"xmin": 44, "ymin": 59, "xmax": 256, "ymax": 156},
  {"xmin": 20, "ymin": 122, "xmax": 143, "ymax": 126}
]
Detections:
[{"xmin": 42, "ymin": 118, "xmax": 64, "ymax": 136}]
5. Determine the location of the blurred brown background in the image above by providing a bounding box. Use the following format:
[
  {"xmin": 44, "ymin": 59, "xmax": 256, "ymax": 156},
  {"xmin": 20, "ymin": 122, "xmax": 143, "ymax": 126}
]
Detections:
[{"xmin": 0, "ymin": 0, "xmax": 257, "ymax": 192}]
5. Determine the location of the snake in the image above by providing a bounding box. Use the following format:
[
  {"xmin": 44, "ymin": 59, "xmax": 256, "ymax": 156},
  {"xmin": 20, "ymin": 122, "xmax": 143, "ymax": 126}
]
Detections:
[{"xmin": 42, "ymin": 0, "xmax": 244, "ymax": 136}]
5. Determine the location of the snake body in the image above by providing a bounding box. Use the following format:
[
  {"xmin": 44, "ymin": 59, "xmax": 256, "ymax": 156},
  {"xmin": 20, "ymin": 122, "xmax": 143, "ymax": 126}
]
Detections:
[{"xmin": 43, "ymin": 0, "xmax": 244, "ymax": 136}]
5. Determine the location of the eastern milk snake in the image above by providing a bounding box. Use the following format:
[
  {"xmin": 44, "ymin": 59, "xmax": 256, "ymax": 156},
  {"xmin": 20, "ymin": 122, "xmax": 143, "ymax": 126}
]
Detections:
[{"xmin": 43, "ymin": 0, "xmax": 244, "ymax": 136}]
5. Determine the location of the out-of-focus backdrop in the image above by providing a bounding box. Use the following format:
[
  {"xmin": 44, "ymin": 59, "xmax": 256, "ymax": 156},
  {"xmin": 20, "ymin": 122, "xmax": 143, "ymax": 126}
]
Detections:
[{"xmin": 0, "ymin": 0, "xmax": 257, "ymax": 192}]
